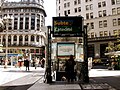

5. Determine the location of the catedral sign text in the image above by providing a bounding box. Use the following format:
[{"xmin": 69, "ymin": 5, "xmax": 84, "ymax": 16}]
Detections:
[{"xmin": 52, "ymin": 16, "xmax": 83, "ymax": 37}]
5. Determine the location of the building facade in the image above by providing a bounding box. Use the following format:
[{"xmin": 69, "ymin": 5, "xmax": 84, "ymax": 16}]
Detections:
[
  {"xmin": 0, "ymin": 0, "xmax": 47, "ymax": 63},
  {"xmin": 56, "ymin": 0, "xmax": 120, "ymax": 61}
]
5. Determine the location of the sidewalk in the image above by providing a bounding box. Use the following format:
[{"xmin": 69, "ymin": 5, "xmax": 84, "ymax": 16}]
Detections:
[{"xmin": 0, "ymin": 66, "xmax": 117, "ymax": 90}]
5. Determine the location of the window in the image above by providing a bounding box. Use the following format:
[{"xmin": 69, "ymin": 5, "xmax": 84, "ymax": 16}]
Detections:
[
  {"xmin": 36, "ymin": 35, "xmax": 39, "ymax": 42},
  {"xmin": 90, "ymin": 4, "xmax": 93, "ymax": 10},
  {"xmin": 14, "ymin": 35, "xmax": 17, "ymax": 41},
  {"xmin": 59, "ymin": 0, "xmax": 60, "ymax": 3},
  {"xmin": 112, "ymin": 8, "xmax": 116, "ymax": 15},
  {"xmin": 85, "ymin": 0, "xmax": 88, "ymax": 2},
  {"xmin": 78, "ymin": 0, "xmax": 81, "ymax": 4},
  {"xmin": 98, "ymin": 2, "xmax": 101, "ymax": 8},
  {"xmin": 90, "ymin": 12, "xmax": 93, "ymax": 18},
  {"xmin": 64, "ymin": 3, "xmax": 66, "ymax": 8},
  {"xmin": 74, "ymin": 0, "xmax": 77, "ymax": 5},
  {"xmin": 64, "ymin": 11, "xmax": 67, "ymax": 16},
  {"xmin": 103, "ymin": 10, "xmax": 106, "ymax": 16},
  {"xmin": 99, "ymin": 31, "xmax": 103, "ymax": 37},
  {"xmin": 118, "ymin": 18, "xmax": 120, "ymax": 25},
  {"xmin": 86, "ymin": 13, "xmax": 89, "ymax": 19},
  {"xmin": 25, "ymin": 35, "xmax": 28, "ymax": 41},
  {"xmin": 59, "ymin": 6, "xmax": 60, "ymax": 10},
  {"xmin": 99, "ymin": 21, "xmax": 103, "ymax": 28},
  {"xmin": 31, "ymin": 14, "xmax": 35, "ymax": 30},
  {"xmin": 31, "ymin": 35, "xmax": 34, "ymax": 41},
  {"xmin": 104, "ymin": 31, "xmax": 108, "ymax": 36},
  {"xmin": 116, "ymin": 0, "xmax": 120, "ymax": 4},
  {"xmin": 117, "ymin": 7, "xmax": 120, "ymax": 14},
  {"xmin": 118, "ymin": 29, "xmax": 120, "ymax": 35},
  {"xmin": 67, "ymin": 2, "xmax": 70, "ymax": 7},
  {"xmin": 91, "ymin": 32, "xmax": 94, "ymax": 38},
  {"xmin": 68, "ymin": 10, "xmax": 70, "ymax": 14},
  {"xmin": 111, "ymin": 0, "xmax": 115, "ymax": 5},
  {"xmin": 86, "ymin": 5, "xmax": 89, "ymax": 10},
  {"xmin": 102, "ymin": 1, "xmax": 106, "ymax": 7},
  {"xmin": 91, "ymin": 22, "xmax": 94, "ymax": 29},
  {"xmin": 14, "ymin": 17, "xmax": 18, "ymax": 30},
  {"xmin": 20, "ymin": 17, "xmax": 23, "ymax": 29},
  {"xmin": 113, "ymin": 19, "xmax": 117, "ymax": 26},
  {"xmin": 98, "ymin": 11, "xmax": 102, "ymax": 17},
  {"xmin": 74, "ymin": 8, "xmax": 77, "ymax": 13},
  {"xmin": 113, "ymin": 30, "xmax": 117, "ymax": 35},
  {"xmin": 78, "ymin": 7, "xmax": 81, "ymax": 12},
  {"xmin": 88, "ymin": 34, "xmax": 90, "ymax": 38},
  {"xmin": 25, "ymin": 17, "xmax": 29, "ymax": 29},
  {"xmin": 103, "ymin": 20, "xmax": 107, "ymax": 27}
]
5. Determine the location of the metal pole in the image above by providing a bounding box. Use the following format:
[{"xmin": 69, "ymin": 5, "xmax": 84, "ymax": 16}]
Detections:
[
  {"xmin": 83, "ymin": 25, "xmax": 89, "ymax": 83},
  {"xmin": 46, "ymin": 26, "xmax": 52, "ymax": 83}
]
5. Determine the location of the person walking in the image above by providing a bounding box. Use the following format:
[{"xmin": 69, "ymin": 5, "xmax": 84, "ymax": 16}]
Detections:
[
  {"xmin": 41, "ymin": 58, "xmax": 45, "ymax": 68},
  {"xmin": 24, "ymin": 58, "xmax": 30, "ymax": 71},
  {"xmin": 65, "ymin": 55, "xmax": 76, "ymax": 82}
]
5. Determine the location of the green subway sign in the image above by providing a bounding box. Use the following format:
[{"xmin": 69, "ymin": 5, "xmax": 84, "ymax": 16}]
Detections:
[{"xmin": 52, "ymin": 16, "xmax": 83, "ymax": 37}]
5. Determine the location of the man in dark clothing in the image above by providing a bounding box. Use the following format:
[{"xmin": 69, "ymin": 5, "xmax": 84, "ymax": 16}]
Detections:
[
  {"xmin": 24, "ymin": 59, "xmax": 30, "ymax": 71},
  {"xmin": 65, "ymin": 55, "xmax": 76, "ymax": 82},
  {"xmin": 41, "ymin": 58, "xmax": 45, "ymax": 68}
]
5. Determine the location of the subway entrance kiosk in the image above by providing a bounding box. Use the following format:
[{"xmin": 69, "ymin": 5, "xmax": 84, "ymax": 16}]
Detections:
[{"xmin": 46, "ymin": 16, "xmax": 89, "ymax": 83}]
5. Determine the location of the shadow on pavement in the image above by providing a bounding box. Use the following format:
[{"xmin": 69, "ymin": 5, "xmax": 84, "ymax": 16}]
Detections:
[
  {"xmin": 90, "ymin": 76, "xmax": 120, "ymax": 90},
  {"xmin": 0, "ymin": 84, "xmax": 34, "ymax": 90}
]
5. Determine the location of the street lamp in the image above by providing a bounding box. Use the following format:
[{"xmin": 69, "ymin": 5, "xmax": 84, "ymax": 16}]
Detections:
[{"xmin": 3, "ymin": 15, "xmax": 13, "ymax": 68}]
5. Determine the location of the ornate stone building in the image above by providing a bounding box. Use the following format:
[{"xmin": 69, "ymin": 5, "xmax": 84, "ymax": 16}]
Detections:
[{"xmin": 0, "ymin": 0, "xmax": 47, "ymax": 62}]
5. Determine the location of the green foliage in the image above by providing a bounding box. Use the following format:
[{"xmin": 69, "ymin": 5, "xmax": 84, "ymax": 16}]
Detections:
[{"xmin": 106, "ymin": 41, "xmax": 115, "ymax": 52}]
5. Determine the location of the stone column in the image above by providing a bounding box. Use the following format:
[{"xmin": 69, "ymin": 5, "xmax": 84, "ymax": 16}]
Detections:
[
  {"xmin": 17, "ymin": 35, "xmax": 19, "ymax": 45},
  {"xmin": 11, "ymin": 35, "xmax": 14, "ymax": 45}
]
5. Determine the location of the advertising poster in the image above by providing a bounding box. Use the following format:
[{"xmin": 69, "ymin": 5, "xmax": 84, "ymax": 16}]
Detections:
[{"xmin": 57, "ymin": 43, "xmax": 75, "ymax": 56}]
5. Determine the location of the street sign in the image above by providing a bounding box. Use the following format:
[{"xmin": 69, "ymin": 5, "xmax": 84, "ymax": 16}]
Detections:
[{"xmin": 52, "ymin": 16, "xmax": 83, "ymax": 37}]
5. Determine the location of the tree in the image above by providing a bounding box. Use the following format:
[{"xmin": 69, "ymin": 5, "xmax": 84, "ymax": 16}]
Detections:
[{"xmin": 106, "ymin": 34, "xmax": 120, "ymax": 69}]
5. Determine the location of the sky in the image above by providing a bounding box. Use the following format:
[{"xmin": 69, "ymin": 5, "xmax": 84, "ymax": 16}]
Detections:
[
  {"xmin": 44, "ymin": 0, "xmax": 56, "ymax": 26},
  {"xmin": 7, "ymin": 0, "xmax": 56, "ymax": 26}
]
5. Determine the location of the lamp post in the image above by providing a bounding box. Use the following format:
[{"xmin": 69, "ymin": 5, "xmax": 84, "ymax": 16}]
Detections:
[
  {"xmin": 3, "ymin": 15, "xmax": 13, "ymax": 68},
  {"xmin": 82, "ymin": 25, "xmax": 89, "ymax": 83}
]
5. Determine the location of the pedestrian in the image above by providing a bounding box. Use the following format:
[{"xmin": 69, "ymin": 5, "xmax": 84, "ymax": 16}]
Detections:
[
  {"xmin": 24, "ymin": 58, "xmax": 30, "ymax": 71},
  {"xmin": 41, "ymin": 58, "xmax": 45, "ymax": 68},
  {"xmin": 65, "ymin": 55, "xmax": 76, "ymax": 82},
  {"xmin": 34, "ymin": 58, "xmax": 39, "ymax": 69},
  {"xmin": 18, "ymin": 57, "xmax": 22, "ymax": 68}
]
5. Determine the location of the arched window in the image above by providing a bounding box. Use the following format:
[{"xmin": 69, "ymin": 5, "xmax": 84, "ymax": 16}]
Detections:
[
  {"xmin": 25, "ymin": 35, "xmax": 28, "ymax": 41},
  {"xmin": 14, "ymin": 35, "xmax": 17, "ymax": 41},
  {"xmin": 36, "ymin": 35, "xmax": 39, "ymax": 42},
  {"xmin": 8, "ymin": 35, "xmax": 11, "ymax": 46},
  {"xmin": 8, "ymin": 35, "xmax": 11, "ymax": 41},
  {"xmin": 19, "ymin": 35, "xmax": 23, "ymax": 41},
  {"xmin": 31, "ymin": 35, "xmax": 34, "ymax": 41}
]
